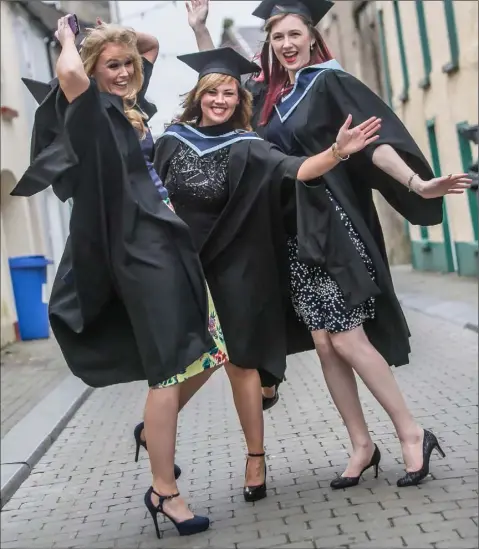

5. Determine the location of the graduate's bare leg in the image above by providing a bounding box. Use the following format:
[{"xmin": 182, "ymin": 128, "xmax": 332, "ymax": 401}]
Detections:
[
  {"xmin": 311, "ymin": 329, "xmax": 375, "ymax": 477},
  {"xmin": 140, "ymin": 365, "xmax": 221, "ymax": 443},
  {"xmin": 144, "ymin": 385, "xmax": 195, "ymax": 522},
  {"xmin": 329, "ymin": 326, "xmax": 424, "ymax": 472},
  {"xmin": 225, "ymin": 362, "xmax": 265, "ymax": 486}
]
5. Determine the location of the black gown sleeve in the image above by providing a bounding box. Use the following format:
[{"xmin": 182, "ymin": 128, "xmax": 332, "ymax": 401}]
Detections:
[
  {"xmin": 261, "ymin": 142, "xmax": 306, "ymax": 183},
  {"xmin": 10, "ymin": 82, "xmax": 82, "ymax": 200},
  {"xmin": 137, "ymin": 57, "xmax": 157, "ymax": 120},
  {"xmin": 244, "ymin": 77, "xmax": 267, "ymax": 134},
  {"xmin": 314, "ymin": 70, "xmax": 443, "ymax": 226},
  {"xmin": 63, "ymin": 80, "xmax": 108, "ymax": 157}
]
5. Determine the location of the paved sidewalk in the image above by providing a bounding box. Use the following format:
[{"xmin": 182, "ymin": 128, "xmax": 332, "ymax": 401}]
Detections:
[
  {"xmin": 1, "ymin": 338, "xmax": 92, "ymax": 508},
  {"xmin": 391, "ymin": 265, "xmax": 477, "ymax": 331},
  {"xmin": 1, "ymin": 305, "xmax": 477, "ymax": 549},
  {"xmin": 1, "ymin": 339, "xmax": 69, "ymax": 439}
]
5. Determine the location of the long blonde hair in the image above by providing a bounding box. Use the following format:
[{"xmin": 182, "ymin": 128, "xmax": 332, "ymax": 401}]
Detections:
[
  {"xmin": 80, "ymin": 22, "xmax": 148, "ymax": 138},
  {"xmin": 177, "ymin": 73, "xmax": 253, "ymax": 131}
]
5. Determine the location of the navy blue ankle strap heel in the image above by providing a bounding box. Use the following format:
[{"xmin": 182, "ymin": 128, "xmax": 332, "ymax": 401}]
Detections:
[{"xmin": 144, "ymin": 486, "xmax": 210, "ymax": 538}]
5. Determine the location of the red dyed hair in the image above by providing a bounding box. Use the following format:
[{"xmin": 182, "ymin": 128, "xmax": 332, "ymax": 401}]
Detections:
[{"xmin": 258, "ymin": 13, "xmax": 332, "ymax": 126}]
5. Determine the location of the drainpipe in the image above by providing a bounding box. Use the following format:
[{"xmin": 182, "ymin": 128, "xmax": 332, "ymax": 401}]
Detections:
[{"xmin": 44, "ymin": 36, "xmax": 56, "ymax": 80}]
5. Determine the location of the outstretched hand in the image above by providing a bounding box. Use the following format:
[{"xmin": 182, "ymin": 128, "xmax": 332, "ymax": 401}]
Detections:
[
  {"xmin": 336, "ymin": 115, "xmax": 381, "ymax": 157},
  {"xmin": 186, "ymin": 0, "xmax": 209, "ymax": 29},
  {"xmin": 414, "ymin": 173, "xmax": 472, "ymax": 199}
]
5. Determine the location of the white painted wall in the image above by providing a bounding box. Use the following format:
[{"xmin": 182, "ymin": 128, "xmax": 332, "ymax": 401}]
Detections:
[
  {"xmin": 0, "ymin": 1, "xmax": 71, "ymax": 344},
  {"xmin": 11, "ymin": 3, "xmax": 71, "ymax": 291}
]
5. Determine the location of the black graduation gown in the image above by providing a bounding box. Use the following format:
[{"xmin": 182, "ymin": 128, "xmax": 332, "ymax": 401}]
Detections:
[
  {"xmin": 262, "ymin": 63, "xmax": 444, "ymax": 367},
  {"xmin": 11, "ymin": 80, "xmax": 215, "ymax": 388},
  {"xmin": 154, "ymin": 126, "xmax": 312, "ymax": 385}
]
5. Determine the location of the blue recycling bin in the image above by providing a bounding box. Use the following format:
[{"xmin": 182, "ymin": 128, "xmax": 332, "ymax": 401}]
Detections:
[{"xmin": 8, "ymin": 255, "xmax": 53, "ymax": 340}]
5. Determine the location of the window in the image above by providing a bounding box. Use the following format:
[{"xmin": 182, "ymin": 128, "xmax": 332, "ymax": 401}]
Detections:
[
  {"xmin": 456, "ymin": 122, "xmax": 478, "ymax": 241},
  {"xmin": 426, "ymin": 119, "xmax": 455, "ymax": 272},
  {"xmin": 442, "ymin": 0, "xmax": 459, "ymax": 74},
  {"xmin": 415, "ymin": 0, "xmax": 431, "ymax": 90},
  {"xmin": 392, "ymin": 0, "xmax": 409, "ymax": 103},
  {"xmin": 377, "ymin": 8, "xmax": 393, "ymax": 107}
]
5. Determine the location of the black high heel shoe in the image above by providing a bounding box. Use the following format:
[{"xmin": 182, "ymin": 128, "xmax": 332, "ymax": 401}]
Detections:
[
  {"xmin": 243, "ymin": 452, "xmax": 267, "ymax": 502},
  {"xmin": 262, "ymin": 383, "xmax": 280, "ymax": 411},
  {"xmin": 330, "ymin": 444, "xmax": 381, "ymax": 490},
  {"xmin": 134, "ymin": 423, "xmax": 181, "ymax": 480},
  {"xmin": 144, "ymin": 486, "xmax": 210, "ymax": 538},
  {"xmin": 397, "ymin": 429, "xmax": 446, "ymax": 487}
]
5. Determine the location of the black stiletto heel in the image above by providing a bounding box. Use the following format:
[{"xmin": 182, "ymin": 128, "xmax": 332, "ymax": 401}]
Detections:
[
  {"xmin": 397, "ymin": 429, "xmax": 446, "ymax": 487},
  {"xmin": 330, "ymin": 444, "xmax": 381, "ymax": 489},
  {"xmin": 134, "ymin": 423, "xmax": 145, "ymax": 463},
  {"xmin": 134, "ymin": 422, "xmax": 182, "ymax": 480},
  {"xmin": 144, "ymin": 487, "xmax": 210, "ymax": 538},
  {"xmin": 243, "ymin": 452, "xmax": 267, "ymax": 502}
]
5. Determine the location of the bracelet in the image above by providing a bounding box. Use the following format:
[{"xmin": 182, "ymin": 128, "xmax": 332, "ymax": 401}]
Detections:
[
  {"xmin": 331, "ymin": 142, "xmax": 350, "ymax": 162},
  {"xmin": 407, "ymin": 173, "xmax": 418, "ymax": 192}
]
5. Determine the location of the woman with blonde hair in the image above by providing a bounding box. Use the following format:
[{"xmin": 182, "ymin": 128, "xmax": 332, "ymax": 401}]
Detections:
[
  {"xmin": 135, "ymin": 47, "xmax": 381, "ymax": 508},
  {"xmin": 12, "ymin": 16, "xmax": 228, "ymax": 538}
]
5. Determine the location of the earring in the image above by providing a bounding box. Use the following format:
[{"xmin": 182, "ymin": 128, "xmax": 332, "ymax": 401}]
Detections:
[{"xmin": 310, "ymin": 43, "xmax": 314, "ymax": 51}]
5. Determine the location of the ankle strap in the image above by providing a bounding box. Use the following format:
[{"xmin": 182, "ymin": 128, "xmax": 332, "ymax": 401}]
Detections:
[
  {"xmin": 151, "ymin": 487, "xmax": 180, "ymax": 501},
  {"xmin": 248, "ymin": 452, "xmax": 265, "ymax": 457}
]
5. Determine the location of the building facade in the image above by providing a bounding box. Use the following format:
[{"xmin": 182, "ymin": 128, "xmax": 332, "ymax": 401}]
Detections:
[
  {"xmin": 1, "ymin": 0, "xmax": 51, "ymax": 345},
  {"xmin": 318, "ymin": 0, "xmax": 414, "ymax": 265},
  {"xmin": 55, "ymin": 0, "xmax": 115, "ymax": 23},
  {"xmin": 0, "ymin": 0, "xmax": 115, "ymax": 347},
  {"xmin": 377, "ymin": 0, "xmax": 478, "ymax": 276}
]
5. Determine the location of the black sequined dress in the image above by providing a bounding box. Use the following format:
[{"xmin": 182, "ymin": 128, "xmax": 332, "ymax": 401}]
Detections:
[{"xmin": 164, "ymin": 123, "xmax": 231, "ymax": 251}]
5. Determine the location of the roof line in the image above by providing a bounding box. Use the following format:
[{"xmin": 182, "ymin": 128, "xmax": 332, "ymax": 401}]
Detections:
[{"xmin": 229, "ymin": 27, "xmax": 256, "ymax": 59}]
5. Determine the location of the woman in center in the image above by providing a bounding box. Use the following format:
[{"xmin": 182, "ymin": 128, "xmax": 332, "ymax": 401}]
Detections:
[{"xmin": 150, "ymin": 47, "xmax": 380, "ymax": 502}]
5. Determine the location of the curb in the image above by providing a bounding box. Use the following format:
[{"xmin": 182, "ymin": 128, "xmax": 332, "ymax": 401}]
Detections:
[
  {"xmin": 397, "ymin": 294, "xmax": 478, "ymax": 333},
  {"xmin": 0, "ymin": 375, "xmax": 93, "ymax": 508}
]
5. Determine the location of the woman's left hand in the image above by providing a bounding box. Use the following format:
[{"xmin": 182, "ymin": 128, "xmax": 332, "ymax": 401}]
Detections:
[
  {"xmin": 55, "ymin": 15, "xmax": 77, "ymax": 47},
  {"xmin": 413, "ymin": 174, "xmax": 472, "ymax": 199},
  {"xmin": 336, "ymin": 114, "xmax": 381, "ymax": 157}
]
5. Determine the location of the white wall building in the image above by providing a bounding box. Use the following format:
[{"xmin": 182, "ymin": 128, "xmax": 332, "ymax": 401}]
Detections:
[{"xmin": 0, "ymin": 0, "xmax": 73, "ymax": 346}]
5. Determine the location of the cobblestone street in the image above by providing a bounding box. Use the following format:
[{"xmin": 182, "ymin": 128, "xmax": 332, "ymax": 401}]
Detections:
[{"xmin": 1, "ymin": 307, "xmax": 477, "ymax": 549}]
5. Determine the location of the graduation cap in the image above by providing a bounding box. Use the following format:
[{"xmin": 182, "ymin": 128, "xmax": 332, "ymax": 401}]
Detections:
[
  {"xmin": 252, "ymin": 0, "xmax": 334, "ymax": 26},
  {"xmin": 177, "ymin": 47, "xmax": 260, "ymax": 82},
  {"xmin": 21, "ymin": 77, "xmax": 54, "ymax": 105}
]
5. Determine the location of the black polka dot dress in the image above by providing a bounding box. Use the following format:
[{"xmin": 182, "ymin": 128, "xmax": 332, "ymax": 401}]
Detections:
[{"xmin": 288, "ymin": 188, "xmax": 376, "ymax": 333}]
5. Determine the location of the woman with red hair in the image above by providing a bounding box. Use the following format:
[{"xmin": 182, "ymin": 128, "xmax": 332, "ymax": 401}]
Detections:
[{"xmin": 189, "ymin": 0, "xmax": 471, "ymax": 489}]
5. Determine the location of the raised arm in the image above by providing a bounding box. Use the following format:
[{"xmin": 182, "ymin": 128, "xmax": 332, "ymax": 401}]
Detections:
[
  {"xmin": 132, "ymin": 30, "xmax": 159, "ymax": 64},
  {"xmin": 318, "ymin": 70, "xmax": 471, "ymax": 199},
  {"xmin": 95, "ymin": 18, "xmax": 159, "ymax": 63},
  {"xmin": 55, "ymin": 15, "xmax": 90, "ymax": 103},
  {"xmin": 297, "ymin": 115, "xmax": 381, "ymax": 181},
  {"xmin": 186, "ymin": 0, "xmax": 215, "ymax": 51}
]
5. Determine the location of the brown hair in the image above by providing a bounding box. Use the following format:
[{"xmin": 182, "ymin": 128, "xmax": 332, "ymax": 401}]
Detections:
[
  {"xmin": 80, "ymin": 22, "xmax": 148, "ymax": 138},
  {"xmin": 177, "ymin": 73, "xmax": 253, "ymax": 131}
]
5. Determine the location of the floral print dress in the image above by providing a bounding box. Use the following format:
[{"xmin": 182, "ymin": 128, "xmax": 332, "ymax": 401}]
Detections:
[{"xmin": 141, "ymin": 129, "xmax": 228, "ymax": 388}]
